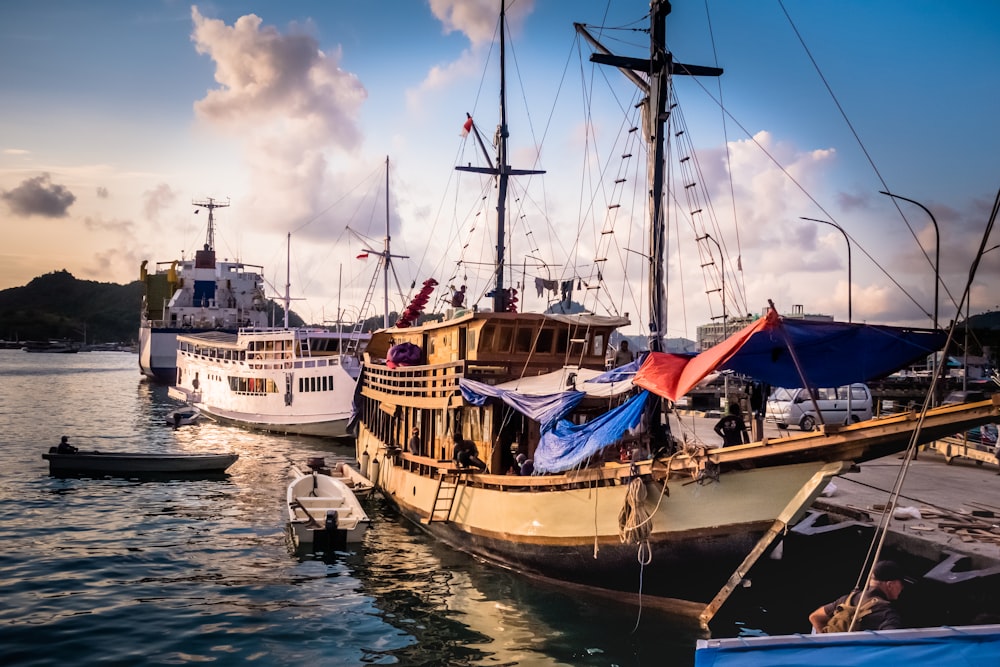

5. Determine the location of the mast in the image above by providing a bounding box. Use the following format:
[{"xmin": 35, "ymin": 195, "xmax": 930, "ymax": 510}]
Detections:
[
  {"xmin": 577, "ymin": 0, "xmax": 721, "ymax": 351},
  {"xmin": 192, "ymin": 197, "xmax": 230, "ymax": 252},
  {"xmin": 383, "ymin": 155, "xmax": 390, "ymax": 328},
  {"xmin": 283, "ymin": 232, "xmax": 291, "ymax": 328},
  {"xmin": 456, "ymin": 1, "xmax": 544, "ymax": 313}
]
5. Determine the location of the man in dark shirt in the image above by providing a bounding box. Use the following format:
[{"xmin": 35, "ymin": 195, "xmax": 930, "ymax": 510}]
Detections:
[
  {"xmin": 56, "ymin": 436, "xmax": 78, "ymax": 454},
  {"xmin": 808, "ymin": 560, "xmax": 907, "ymax": 632},
  {"xmin": 713, "ymin": 403, "xmax": 750, "ymax": 447},
  {"xmin": 452, "ymin": 433, "xmax": 487, "ymax": 472}
]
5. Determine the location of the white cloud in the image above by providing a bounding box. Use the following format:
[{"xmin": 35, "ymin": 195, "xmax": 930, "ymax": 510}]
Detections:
[{"xmin": 189, "ymin": 6, "xmax": 368, "ymax": 232}]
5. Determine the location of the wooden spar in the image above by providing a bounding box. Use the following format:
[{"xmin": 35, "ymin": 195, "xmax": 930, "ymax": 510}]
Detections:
[{"xmin": 698, "ymin": 461, "xmax": 851, "ymax": 628}]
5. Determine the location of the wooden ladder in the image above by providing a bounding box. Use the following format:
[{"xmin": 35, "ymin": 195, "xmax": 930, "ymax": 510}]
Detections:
[{"xmin": 422, "ymin": 472, "xmax": 460, "ymax": 524}]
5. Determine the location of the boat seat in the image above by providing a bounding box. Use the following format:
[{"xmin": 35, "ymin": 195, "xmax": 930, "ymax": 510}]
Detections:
[{"xmin": 294, "ymin": 495, "xmax": 345, "ymax": 509}]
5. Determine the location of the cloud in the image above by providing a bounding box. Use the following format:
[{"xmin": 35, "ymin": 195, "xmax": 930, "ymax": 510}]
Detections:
[
  {"xmin": 1, "ymin": 173, "xmax": 76, "ymax": 218},
  {"xmin": 3, "ymin": 148, "xmax": 30, "ymax": 156},
  {"xmin": 143, "ymin": 183, "xmax": 177, "ymax": 222},
  {"xmin": 429, "ymin": 0, "xmax": 533, "ymax": 46},
  {"xmin": 189, "ymin": 6, "xmax": 368, "ymax": 231},
  {"xmin": 407, "ymin": 0, "xmax": 535, "ymax": 114}
]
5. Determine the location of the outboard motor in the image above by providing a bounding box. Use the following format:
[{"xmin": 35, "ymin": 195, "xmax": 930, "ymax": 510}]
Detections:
[{"xmin": 316, "ymin": 510, "xmax": 346, "ymax": 553}]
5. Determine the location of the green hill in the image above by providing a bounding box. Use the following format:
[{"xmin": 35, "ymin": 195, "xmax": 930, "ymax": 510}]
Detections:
[
  {"xmin": 0, "ymin": 270, "xmax": 140, "ymax": 344},
  {"xmin": 0, "ymin": 270, "xmax": 306, "ymax": 344}
]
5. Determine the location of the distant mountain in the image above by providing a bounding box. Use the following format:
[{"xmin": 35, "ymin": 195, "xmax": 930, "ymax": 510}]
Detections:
[
  {"xmin": 0, "ymin": 270, "xmax": 305, "ymax": 344},
  {"xmin": 0, "ymin": 271, "xmax": 141, "ymax": 344}
]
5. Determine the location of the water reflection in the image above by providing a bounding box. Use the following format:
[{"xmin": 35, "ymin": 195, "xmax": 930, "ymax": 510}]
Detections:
[{"xmin": 1, "ymin": 351, "xmax": 703, "ymax": 665}]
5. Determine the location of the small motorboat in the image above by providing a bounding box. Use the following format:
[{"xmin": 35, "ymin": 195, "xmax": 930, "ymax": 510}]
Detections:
[
  {"xmin": 166, "ymin": 406, "xmax": 201, "ymax": 427},
  {"xmin": 292, "ymin": 457, "xmax": 374, "ymax": 499},
  {"xmin": 43, "ymin": 449, "xmax": 238, "ymax": 476},
  {"xmin": 287, "ymin": 461, "xmax": 371, "ymax": 550}
]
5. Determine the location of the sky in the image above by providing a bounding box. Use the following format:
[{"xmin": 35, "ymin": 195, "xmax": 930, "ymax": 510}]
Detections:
[{"xmin": 1, "ymin": 0, "xmax": 998, "ymax": 342}]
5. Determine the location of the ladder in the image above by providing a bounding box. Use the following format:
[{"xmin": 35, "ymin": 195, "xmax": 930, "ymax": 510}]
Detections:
[
  {"xmin": 343, "ymin": 258, "xmax": 382, "ymax": 357},
  {"xmin": 422, "ymin": 472, "xmax": 461, "ymax": 524}
]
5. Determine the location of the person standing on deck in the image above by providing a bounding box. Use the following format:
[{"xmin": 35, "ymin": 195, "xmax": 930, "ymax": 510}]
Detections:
[
  {"xmin": 407, "ymin": 427, "xmax": 421, "ymax": 455},
  {"xmin": 714, "ymin": 402, "xmax": 750, "ymax": 447}
]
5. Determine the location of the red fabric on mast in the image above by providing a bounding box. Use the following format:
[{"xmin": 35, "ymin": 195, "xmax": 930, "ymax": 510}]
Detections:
[{"xmin": 633, "ymin": 308, "xmax": 780, "ymax": 401}]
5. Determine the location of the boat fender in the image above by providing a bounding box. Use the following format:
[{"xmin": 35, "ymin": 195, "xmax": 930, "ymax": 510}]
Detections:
[
  {"xmin": 370, "ymin": 458, "xmax": 380, "ymax": 489},
  {"xmin": 361, "ymin": 451, "xmax": 370, "ymax": 479}
]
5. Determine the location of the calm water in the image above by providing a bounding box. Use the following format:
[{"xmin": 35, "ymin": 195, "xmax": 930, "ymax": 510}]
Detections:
[{"xmin": 0, "ymin": 350, "xmax": 701, "ymax": 665}]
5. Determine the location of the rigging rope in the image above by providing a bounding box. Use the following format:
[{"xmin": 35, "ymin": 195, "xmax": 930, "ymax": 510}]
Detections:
[{"xmin": 618, "ymin": 476, "xmax": 651, "ymax": 544}]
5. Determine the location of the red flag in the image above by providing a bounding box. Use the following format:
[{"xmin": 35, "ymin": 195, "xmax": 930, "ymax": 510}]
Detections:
[
  {"xmin": 460, "ymin": 115, "xmax": 473, "ymax": 138},
  {"xmin": 356, "ymin": 253, "xmax": 369, "ymax": 259}
]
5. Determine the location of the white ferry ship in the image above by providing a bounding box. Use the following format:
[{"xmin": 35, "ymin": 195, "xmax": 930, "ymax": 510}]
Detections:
[
  {"xmin": 139, "ymin": 198, "xmax": 269, "ymax": 383},
  {"xmin": 168, "ymin": 326, "xmax": 367, "ymax": 438}
]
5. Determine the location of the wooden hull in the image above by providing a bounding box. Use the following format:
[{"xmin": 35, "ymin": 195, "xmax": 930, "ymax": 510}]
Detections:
[
  {"xmin": 357, "ymin": 396, "xmax": 1000, "ymax": 609},
  {"xmin": 43, "ymin": 452, "xmax": 238, "ymax": 475}
]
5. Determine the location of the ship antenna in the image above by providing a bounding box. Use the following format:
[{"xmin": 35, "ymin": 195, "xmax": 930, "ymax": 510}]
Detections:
[{"xmin": 192, "ymin": 197, "xmax": 231, "ymax": 251}]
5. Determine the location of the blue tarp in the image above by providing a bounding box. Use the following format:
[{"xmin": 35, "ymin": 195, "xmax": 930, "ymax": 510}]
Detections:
[
  {"xmin": 588, "ymin": 353, "xmax": 649, "ymax": 383},
  {"xmin": 716, "ymin": 319, "xmax": 947, "ymax": 389},
  {"xmin": 533, "ymin": 391, "xmax": 650, "ymax": 473},
  {"xmin": 695, "ymin": 625, "xmax": 1000, "ymax": 667},
  {"xmin": 459, "ymin": 378, "xmax": 586, "ymax": 431}
]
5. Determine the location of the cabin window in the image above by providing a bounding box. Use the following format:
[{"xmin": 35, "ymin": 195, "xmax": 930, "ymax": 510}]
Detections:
[
  {"xmin": 534, "ymin": 328, "xmax": 554, "ymax": 354},
  {"xmin": 593, "ymin": 333, "xmax": 605, "ymax": 357},
  {"xmin": 515, "ymin": 326, "xmax": 532, "ymax": 353},
  {"xmin": 467, "ymin": 330, "xmax": 477, "ymax": 353},
  {"xmin": 479, "ymin": 325, "xmax": 494, "ymax": 350},
  {"xmin": 555, "ymin": 328, "xmax": 568, "ymax": 353},
  {"xmin": 495, "ymin": 326, "xmax": 513, "ymax": 353}
]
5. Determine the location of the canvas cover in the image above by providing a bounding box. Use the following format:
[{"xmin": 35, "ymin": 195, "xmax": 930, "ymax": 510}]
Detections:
[{"xmin": 635, "ymin": 310, "xmax": 947, "ymax": 400}]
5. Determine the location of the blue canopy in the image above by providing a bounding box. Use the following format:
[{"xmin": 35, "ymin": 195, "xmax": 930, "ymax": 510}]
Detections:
[
  {"xmin": 459, "ymin": 378, "xmax": 586, "ymax": 431},
  {"xmin": 720, "ymin": 319, "xmax": 947, "ymax": 388},
  {"xmin": 533, "ymin": 391, "xmax": 650, "ymax": 474}
]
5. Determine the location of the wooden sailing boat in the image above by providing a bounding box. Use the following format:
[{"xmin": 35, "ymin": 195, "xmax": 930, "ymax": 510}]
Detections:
[{"xmin": 353, "ymin": 1, "xmax": 1000, "ymax": 627}]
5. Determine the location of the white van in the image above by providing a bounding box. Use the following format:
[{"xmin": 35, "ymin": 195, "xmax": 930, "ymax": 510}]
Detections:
[{"xmin": 765, "ymin": 383, "xmax": 873, "ymax": 431}]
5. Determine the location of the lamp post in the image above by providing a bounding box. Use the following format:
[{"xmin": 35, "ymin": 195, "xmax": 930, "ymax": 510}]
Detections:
[
  {"xmin": 802, "ymin": 217, "xmax": 852, "ymax": 322},
  {"xmin": 880, "ymin": 191, "xmax": 939, "ymax": 331}
]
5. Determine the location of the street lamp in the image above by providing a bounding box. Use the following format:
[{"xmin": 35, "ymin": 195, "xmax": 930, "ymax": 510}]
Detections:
[
  {"xmin": 802, "ymin": 217, "xmax": 852, "ymax": 323},
  {"xmin": 880, "ymin": 191, "xmax": 939, "ymax": 331}
]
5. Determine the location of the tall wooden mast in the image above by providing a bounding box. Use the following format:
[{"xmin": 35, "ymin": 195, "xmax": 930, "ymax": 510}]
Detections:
[
  {"xmin": 456, "ymin": 1, "xmax": 544, "ymax": 313},
  {"xmin": 577, "ymin": 0, "xmax": 721, "ymax": 351}
]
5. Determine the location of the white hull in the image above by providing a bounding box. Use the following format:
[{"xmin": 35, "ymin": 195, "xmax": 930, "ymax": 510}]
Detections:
[
  {"xmin": 139, "ymin": 212, "xmax": 269, "ymax": 384},
  {"xmin": 171, "ymin": 327, "xmax": 364, "ymax": 439},
  {"xmin": 286, "ymin": 469, "xmax": 370, "ymax": 546}
]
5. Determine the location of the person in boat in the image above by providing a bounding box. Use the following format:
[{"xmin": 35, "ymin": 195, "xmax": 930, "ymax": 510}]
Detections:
[
  {"xmin": 407, "ymin": 427, "xmax": 421, "ymax": 455},
  {"xmin": 808, "ymin": 560, "xmax": 908, "ymax": 633},
  {"xmin": 56, "ymin": 436, "xmax": 78, "ymax": 454},
  {"xmin": 452, "ymin": 433, "xmax": 486, "ymax": 472},
  {"xmin": 516, "ymin": 453, "xmax": 534, "ymax": 476},
  {"xmin": 714, "ymin": 402, "xmax": 750, "ymax": 447}
]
